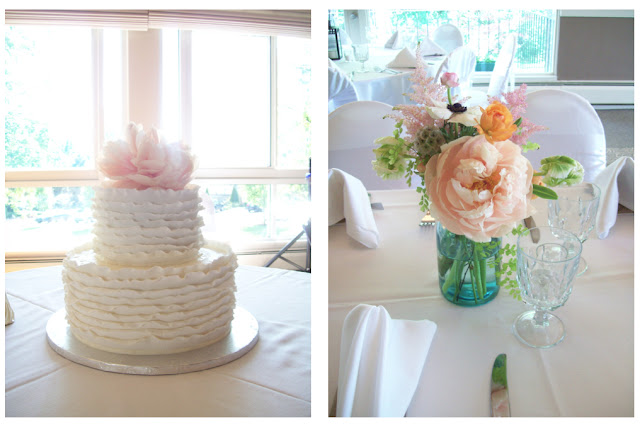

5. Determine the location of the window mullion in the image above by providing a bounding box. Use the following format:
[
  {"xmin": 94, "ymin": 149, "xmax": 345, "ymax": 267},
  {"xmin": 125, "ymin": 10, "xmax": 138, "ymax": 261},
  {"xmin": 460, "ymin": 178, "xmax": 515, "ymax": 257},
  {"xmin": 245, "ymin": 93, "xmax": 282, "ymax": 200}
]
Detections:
[
  {"xmin": 270, "ymin": 36, "xmax": 278, "ymax": 169},
  {"xmin": 92, "ymin": 28, "xmax": 104, "ymax": 170},
  {"xmin": 180, "ymin": 30, "xmax": 193, "ymax": 148}
]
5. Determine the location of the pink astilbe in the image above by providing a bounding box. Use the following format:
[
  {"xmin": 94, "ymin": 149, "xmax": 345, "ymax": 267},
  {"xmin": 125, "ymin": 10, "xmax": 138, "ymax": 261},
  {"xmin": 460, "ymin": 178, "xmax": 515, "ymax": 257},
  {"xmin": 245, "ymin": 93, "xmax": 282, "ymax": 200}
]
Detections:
[
  {"xmin": 490, "ymin": 84, "xmax": 546, "ymax": 145},
  {"xmin": 386, "ymin": 44, "xmax": 448, "ymax": 142}
]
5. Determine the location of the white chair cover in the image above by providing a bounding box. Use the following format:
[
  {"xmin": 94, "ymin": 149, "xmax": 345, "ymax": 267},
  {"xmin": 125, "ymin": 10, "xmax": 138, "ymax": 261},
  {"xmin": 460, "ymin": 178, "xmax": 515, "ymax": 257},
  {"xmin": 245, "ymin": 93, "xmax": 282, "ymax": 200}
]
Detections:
[
  {"xmin": 329, "ymin": 62, "xmax": 358, "ymax": 113},
  {"xmin": 465, "ymin": 34, "xmax": 518, "ymax": 107},
  {"xmin": 329, "ymin": 101, "xmax": 412, "ymax": 190},
  {"xmin": 432, "ymin": 24, "xmax": 463, "ymax": 54},
  {"xmin": 523, "ymin": 89, "xmax": 607, "ymax": 183},
  {"xmin": 486, "ymin": 34, "xmax": 517, "ymax": 98},
  {"xmin": 435, "ymin": 46, "xmax": 476, "ymax": 98}
]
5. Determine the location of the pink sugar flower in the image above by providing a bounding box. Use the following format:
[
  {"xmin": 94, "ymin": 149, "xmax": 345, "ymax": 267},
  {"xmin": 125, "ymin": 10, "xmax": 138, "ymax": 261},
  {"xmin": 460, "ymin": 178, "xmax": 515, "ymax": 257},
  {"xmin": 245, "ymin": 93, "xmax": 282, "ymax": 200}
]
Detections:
[{"xmin": 98, "ymin": 123, "xmax": 195, "ymax": 190}]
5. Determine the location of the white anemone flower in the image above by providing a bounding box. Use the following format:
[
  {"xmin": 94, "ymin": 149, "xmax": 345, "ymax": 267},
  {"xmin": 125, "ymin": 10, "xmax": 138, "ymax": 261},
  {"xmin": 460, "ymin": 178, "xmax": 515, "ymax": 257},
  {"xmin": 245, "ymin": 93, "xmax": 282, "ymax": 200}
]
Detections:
[{"xmin": 426, "ymin": 101, "xmax": 483, "ymax": 127}]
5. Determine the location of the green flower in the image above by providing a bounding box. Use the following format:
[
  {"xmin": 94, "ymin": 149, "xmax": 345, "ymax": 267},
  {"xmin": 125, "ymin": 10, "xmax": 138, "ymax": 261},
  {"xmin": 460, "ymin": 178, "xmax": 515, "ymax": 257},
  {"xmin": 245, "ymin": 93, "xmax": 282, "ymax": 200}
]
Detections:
[
  {"xmin": 538, "ymin": 156, "xmax": 584, "ymax": 187},
  {"xmin": 372, "ymin": 135, "xmax": 410, "ymax": 180}
]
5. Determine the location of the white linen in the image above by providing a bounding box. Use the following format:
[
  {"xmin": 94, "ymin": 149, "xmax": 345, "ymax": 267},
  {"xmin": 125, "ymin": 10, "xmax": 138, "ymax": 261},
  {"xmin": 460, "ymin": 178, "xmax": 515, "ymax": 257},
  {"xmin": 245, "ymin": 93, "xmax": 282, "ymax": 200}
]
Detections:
[
  {"xmin": 438, "ymin": 46, "xmax": 476, "ymax": 98},
  {"xmin": 386, "ymin": 46, "xmax": 419, "ymax": 68},
  {"xmin": 522, "ymin": 89, "xmax": 607, "ymax": 184},
  {"xmin": 329, "ymin": 190, "xmax": 633, "ymax": 416},
  {"xmin": 432, "ymin": 24, "xmax": 463, "ymax": 54},
  {"xmin": 332, "ymin": 47, "xmax": 443, "ymax": 106},
  {"xmin": 329, "ymin": 65, "xmax": 358, "ymax": 113},
  {"xmin": 5, "ymin": 265, "xmax": 310, "ymax": 417},
  {"xmin": 328, "ymin": 100, "xmax": 413, "ymax": 190},
  {"xmin": 328, "ymin": 169, "xmax": 379, "ymax": 248},
  {"xmin": 336, "ymin": 304, "xmax": 436, "ymax": 417},
  {"xmin": 594, "ymin": 156, "xmax": 634, "ymax": 239},
  {"xmin": 384, "ymin": 31, "xmax": 404, "ymax": 49},
  {"xmin": 6, "ymin": 293, "xmax": 15, "ymax": 325},
  {"xmin": 419, "ymin": 38, "xmax": 447, "ymax": 56}
]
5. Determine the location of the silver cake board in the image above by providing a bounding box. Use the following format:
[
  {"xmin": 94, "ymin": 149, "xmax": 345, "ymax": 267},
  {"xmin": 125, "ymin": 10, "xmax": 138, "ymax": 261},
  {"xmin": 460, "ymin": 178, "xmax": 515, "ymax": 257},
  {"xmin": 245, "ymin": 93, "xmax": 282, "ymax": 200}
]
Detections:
[{"xmin": 46, "ymin": 307, "xmax": 259, "ymax": 375}]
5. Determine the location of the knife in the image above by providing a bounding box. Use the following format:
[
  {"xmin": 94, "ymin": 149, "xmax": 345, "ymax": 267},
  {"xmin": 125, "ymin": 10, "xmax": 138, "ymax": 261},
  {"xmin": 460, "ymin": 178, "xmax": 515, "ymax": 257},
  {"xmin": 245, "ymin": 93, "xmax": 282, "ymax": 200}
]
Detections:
[
  {"xmin": 490, "ymin": 354, "xmax": 511, "ymax": 417},
  {"xmin": 523, "ymin": 216, "xmax": 540, "ymax": 243}
]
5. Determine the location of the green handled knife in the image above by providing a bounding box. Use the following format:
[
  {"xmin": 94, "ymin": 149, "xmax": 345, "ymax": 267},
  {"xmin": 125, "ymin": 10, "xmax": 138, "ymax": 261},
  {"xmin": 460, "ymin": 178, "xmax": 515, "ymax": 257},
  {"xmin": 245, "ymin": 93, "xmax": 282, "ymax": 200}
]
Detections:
[{"xmin": 490, "ymin": 354, "xmax": 511, "ymax": 417}]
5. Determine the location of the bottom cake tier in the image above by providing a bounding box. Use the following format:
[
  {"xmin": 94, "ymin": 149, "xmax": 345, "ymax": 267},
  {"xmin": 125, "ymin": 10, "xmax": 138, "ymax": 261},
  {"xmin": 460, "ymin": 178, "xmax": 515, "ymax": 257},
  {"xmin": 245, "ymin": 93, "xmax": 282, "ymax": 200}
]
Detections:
[{"xmin": 62, "ymin": 241, "xmax": 238, "ymax": 355}]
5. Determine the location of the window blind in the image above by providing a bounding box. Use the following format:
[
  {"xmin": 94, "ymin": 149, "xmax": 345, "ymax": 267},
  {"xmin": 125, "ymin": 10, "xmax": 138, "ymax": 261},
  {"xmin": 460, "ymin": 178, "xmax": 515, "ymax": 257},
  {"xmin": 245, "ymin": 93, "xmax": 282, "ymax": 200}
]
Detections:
[
  {"xmin": 4, "ymin": 10, "xmax": 149, "ymax": 30},
  {"xmin": 149, "ymin": 10, "xmax": 311, "ymax": 38},
  {"xmin": 5, "ymin": 9, "xmax": 311, "ymax": 37}
]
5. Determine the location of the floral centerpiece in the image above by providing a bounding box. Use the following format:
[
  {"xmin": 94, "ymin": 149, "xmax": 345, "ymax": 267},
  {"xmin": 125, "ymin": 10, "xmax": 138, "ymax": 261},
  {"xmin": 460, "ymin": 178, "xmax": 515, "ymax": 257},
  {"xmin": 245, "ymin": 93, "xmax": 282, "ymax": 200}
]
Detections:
[{"xmin": 372, "ymin": 50, "xmax": 584, "ymax": 306}]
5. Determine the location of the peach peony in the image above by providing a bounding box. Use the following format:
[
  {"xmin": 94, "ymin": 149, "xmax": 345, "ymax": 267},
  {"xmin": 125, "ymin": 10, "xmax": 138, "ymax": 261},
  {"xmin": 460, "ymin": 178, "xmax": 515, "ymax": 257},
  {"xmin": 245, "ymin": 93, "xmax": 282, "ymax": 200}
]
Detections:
[
  {"xmin": 475, "ymin": 101, "xmax": 518, "ymax": 143},
  {"xmin": 98, "ymin": 123, "xmax": 195, "ymax": 190},
  {"xmin": 424, "ymin": 135, "xmax": 534, "ymax": 242}
]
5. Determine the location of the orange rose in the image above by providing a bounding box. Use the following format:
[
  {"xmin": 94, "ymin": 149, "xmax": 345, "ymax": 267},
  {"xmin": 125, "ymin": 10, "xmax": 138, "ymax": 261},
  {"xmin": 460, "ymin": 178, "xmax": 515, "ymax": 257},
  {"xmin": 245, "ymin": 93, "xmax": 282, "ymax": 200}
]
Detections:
[{"xmin": 475, "ymin": 101, "xmax": 518, "ymax": 143}]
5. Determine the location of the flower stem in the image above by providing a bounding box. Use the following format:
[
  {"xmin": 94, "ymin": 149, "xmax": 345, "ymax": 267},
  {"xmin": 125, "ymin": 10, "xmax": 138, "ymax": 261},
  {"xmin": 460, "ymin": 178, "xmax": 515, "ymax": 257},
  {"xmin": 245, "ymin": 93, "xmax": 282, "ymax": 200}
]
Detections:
[
  {"xmin": 447, "ymin": 87, "xmax": 453, "ymax": 106},
  {"xmin": 469, "ymin": 263, "xmax": 479, "ymax": 303},
  {"xmin": 473, "ymin": 244, "xmax": 486, "ymax": 298}
]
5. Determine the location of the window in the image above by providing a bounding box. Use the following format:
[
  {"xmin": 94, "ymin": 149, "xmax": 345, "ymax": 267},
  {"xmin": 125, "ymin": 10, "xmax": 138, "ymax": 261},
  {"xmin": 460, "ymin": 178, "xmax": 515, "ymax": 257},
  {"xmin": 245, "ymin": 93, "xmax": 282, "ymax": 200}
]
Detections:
[
  {"xmin": 5, "ymin": 18, "xmax": 311, "ymax": 260},
  {"xmin": 330, "ymin": 9, "xmax": 558, "ymax": 75}
]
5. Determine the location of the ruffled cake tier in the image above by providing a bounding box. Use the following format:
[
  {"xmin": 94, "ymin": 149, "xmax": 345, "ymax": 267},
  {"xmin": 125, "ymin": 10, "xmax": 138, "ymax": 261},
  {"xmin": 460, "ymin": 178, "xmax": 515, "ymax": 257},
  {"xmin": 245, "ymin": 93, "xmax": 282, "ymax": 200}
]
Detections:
[
  {"xmin": 92, "ymin": 185, "xmax": 205, "ymax": 266},
  {"xmin": 62, "ymin": 241, "xmax": 238, "ymax": 355}
]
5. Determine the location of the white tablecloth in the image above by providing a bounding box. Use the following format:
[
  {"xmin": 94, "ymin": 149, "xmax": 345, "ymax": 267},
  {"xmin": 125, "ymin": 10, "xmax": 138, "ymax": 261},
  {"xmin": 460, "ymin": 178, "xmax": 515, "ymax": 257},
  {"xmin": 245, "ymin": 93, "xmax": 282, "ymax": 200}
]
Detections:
[
  {"xmin": 329, "ymin": 190, "xmax": 633, "ymax": 417},
  {"xmin": 334, "ymin": 47, "xmax": 443, "ymax": 106},
  {"xmin": 5, "ymin": 265, "xmax": 310, "ymax": 417}
]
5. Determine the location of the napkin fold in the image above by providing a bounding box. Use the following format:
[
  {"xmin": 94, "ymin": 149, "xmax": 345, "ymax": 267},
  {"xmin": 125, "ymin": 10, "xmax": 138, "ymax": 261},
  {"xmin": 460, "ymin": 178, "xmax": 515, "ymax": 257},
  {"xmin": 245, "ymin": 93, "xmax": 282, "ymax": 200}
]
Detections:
[
  {"xmin": 328, "ymin": 169, "xmax": 379, "ymax": 248},
  {"xmin": 336, "ymin": 304, "xmax": 437, "ymax": 417},
  {"xmin": 594, "ymin": 156, "xmax": 634, "ymax": 239},
  {"xmin": 6, "ymin": 294, "xmax": 15, "ymax": 325},
  {"xmin": 386, "ymin": 47, "xmax": 420, "ymax": 68},
  {"xmin": 419, "ymin": 38, "xmax": 447, "ymax": 56},
  {"xmin": 384, "ymin": 31, "xmax": 404, "ymax": 49}
]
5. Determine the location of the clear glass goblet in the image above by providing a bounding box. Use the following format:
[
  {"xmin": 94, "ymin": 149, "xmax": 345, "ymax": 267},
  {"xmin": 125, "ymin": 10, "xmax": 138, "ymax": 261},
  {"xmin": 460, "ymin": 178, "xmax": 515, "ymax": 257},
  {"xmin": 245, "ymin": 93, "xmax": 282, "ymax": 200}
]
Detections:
[
  {"xmin": 513, "ymin": 226, "xmax": 582, "ymax": 348},
  {"xmin": 352, "ymin": 44, "xmax": 369, "ymax": 72},
  {"xmin": 547, "ymin": 182, "xmax": 600, "ymax": 276}
]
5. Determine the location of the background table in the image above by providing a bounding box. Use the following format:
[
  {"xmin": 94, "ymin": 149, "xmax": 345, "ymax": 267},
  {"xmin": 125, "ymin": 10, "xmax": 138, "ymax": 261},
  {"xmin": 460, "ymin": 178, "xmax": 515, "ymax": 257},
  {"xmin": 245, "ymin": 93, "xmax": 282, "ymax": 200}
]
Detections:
[
  {"xmin": 333, "ymin": 47, "xmax": 444, "ymax": 106},
  {"xmin": 328, "ymin": 190, "xmax": 633, "ymax": 417},
  {"xmin": 5, "ymin": 265, "xmax": 310, "ymax": 417}
]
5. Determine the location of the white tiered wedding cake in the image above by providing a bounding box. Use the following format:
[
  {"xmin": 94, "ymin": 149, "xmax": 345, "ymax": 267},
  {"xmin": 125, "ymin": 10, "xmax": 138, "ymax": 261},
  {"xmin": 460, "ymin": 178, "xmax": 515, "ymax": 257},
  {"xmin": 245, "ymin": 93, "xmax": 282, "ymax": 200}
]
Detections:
[{"xmin": 62, "ymin": 123, "xmax": 237, "ymax": 355}]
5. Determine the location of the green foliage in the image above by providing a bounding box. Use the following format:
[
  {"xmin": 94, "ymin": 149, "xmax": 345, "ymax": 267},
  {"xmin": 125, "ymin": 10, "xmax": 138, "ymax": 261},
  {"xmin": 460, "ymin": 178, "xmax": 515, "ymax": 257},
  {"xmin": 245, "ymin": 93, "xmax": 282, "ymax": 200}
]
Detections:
[
  {"xmin": 495, "ymin": 224, "xmax": 529, "ymax": 301},
  {"xmin": 520, "ymin": 141, "xmax": 540, "ymax": 153},
  {"xmin": 532, "ymin": 184, "xmax": 558, "ymax": 200},
  {"xmin": 5, "ymin": 187, "xmax": 47, "ymax": 219},
  {"xmin": 229, "ymin": 185, "xmax": 242, "ymax": 206},
  {"xmin": 245, "ymin": 185, "xmax": 267, "ymax": 209}
]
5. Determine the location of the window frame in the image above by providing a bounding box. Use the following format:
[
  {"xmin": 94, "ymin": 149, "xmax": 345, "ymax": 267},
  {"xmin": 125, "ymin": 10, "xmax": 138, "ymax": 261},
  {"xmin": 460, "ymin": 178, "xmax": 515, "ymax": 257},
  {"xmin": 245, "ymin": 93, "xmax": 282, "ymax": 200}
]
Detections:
[
  {"xmin": 336, "ymin": 9, "xmax": 561, "ymax": 85},
  {"xmin": 5, "ymin": 26, "xmax": 310, "ymax": 260}
]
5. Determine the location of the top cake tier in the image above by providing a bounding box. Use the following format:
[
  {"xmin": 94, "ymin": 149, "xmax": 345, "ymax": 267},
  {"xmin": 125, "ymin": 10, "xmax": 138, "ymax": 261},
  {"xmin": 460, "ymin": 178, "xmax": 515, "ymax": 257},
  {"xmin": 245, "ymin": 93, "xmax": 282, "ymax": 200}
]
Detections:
[{"xmin": 92, "ymin": 185, "xmax": 205, "ymax": 267}]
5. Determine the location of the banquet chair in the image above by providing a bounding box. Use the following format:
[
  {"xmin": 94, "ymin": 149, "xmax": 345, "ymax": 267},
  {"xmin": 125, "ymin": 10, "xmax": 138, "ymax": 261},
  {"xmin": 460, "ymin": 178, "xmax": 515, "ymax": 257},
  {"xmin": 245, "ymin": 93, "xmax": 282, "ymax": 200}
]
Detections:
[
  {"xmin": 329, "ymin": 62, "xmax": 358, "ymax": 113},
  {"xmin": 432, "ymin": 24, "xmax": 463, "ymax": 54},
  {"xmin": 434, "ymin": 46, "xmax": 476, "ymax": 99},
  {"xmin": 522, "ymin": 89, "xmax": 606, "ymax": 183},
  {"xmin": 466, "ymin": 34, "xmax": 518, "ymax": 107},
  {"xmin": 329, "ymin": 101, "xmax": 414, "ymax": 190}
]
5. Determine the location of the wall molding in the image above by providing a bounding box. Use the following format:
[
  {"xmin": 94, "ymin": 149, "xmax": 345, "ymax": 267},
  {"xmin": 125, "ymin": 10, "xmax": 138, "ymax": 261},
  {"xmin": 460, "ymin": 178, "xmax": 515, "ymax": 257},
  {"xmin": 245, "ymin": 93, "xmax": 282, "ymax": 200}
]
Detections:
[{"xmin": 469, "ymin": 81, "xmax": 634, "ymax": 106}]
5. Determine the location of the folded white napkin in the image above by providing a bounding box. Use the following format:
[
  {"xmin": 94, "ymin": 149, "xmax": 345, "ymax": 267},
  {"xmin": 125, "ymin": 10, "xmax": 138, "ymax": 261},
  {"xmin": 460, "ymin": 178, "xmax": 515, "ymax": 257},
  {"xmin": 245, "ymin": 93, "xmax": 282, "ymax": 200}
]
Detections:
[
  {"xmin": 594, "ymin": 156, "xmax": 634, "ymax": 239},
  {"xmin": 336, "ymin": 304, "xmax": 437, "ymax": 417},
  {"xmin": 419, "ymin": 38, "xmax": 447, "ymax": 56},
  {"xmin": 386, "ymin": 46, "xmax": 420, "ymax": 68},
  {"xmin": 384, "ymin": 31, "xmax": 404, "ymax": 49},
  {"xmin": 328, "ymin": 169, "xmax": 379, "ymax": 248},
  {"xmin": 6, "ymin": 294, "xmax": 15, "ymax": 325}
]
